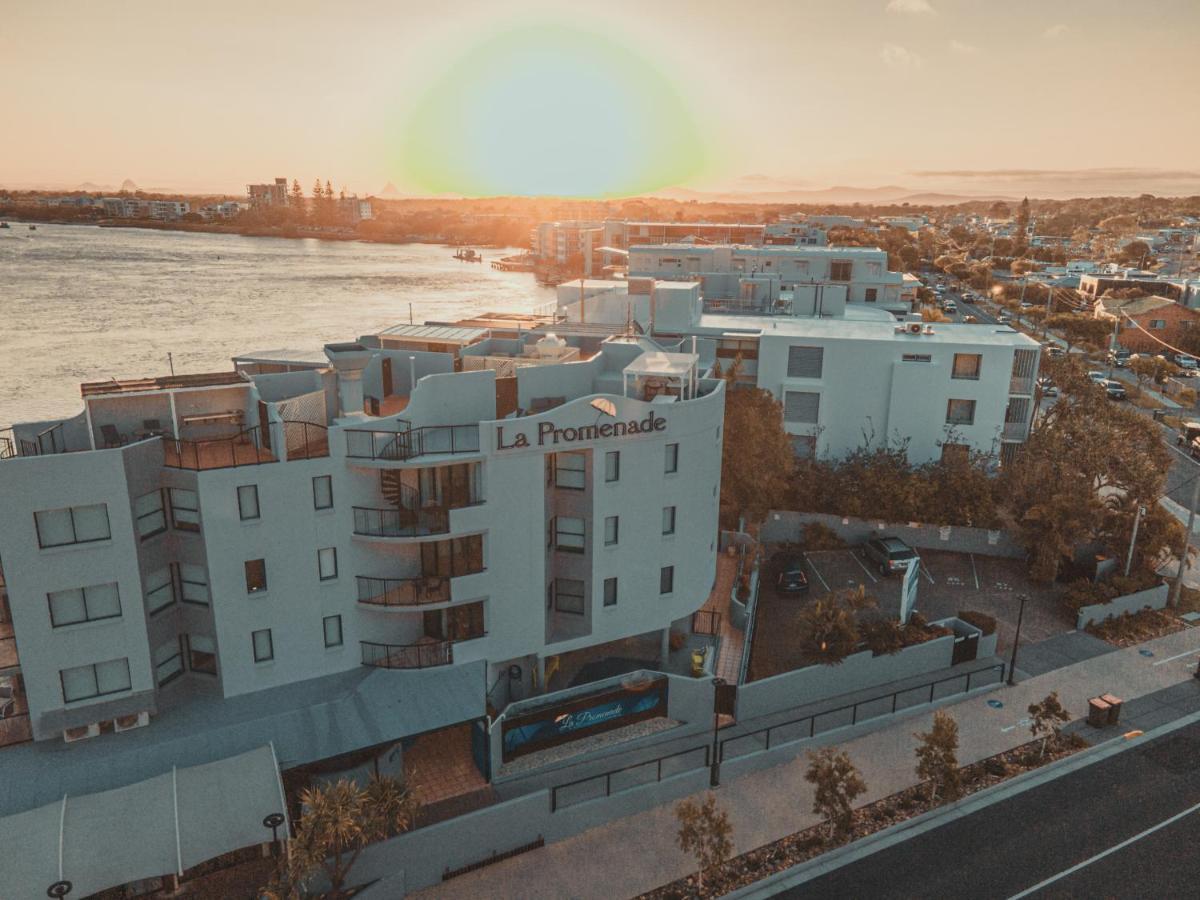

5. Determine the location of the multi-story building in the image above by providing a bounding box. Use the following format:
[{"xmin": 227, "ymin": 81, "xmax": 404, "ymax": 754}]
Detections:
[
  {"xmin": 1094, "ymin": 294, "xmax": 1200, "ymax": 352},
  {"xmin": 146, "ymin": 200, "xmax": 191, "ymax": 220},
  {"xmin": 0, "ymin": 326, "xmax": 722, "ymax": 770},
  {"xmin": 246, "ymin": 177, "xmax": 289, "ymax": 209},
  {"xmin": 763, "ymin": 221, "xmax": 827, "ymax": 246}
]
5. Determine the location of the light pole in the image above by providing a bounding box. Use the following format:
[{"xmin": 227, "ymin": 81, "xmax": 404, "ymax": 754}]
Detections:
[
  {"xmin": 263, "ymin": 812, "xmax": 286, "ymax": 858},
  {"xmin": 1007, "ymin": 593, "xmax": 1029, "ymax": 686},
  {"xmin": 709, "ymin": 676, "xmax": 726, "ymax": 787},
  {"xmin": 1125, "ymin": 505, "xmax": 1146, "ymax": 577}
]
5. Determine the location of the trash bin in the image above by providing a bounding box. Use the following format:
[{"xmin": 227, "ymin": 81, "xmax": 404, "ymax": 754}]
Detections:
[
  {"xmin": 1088, "ymin": 697, "xmax": 1111, "ymax": 727},
  {"xmin": 1100, "ymin": 693, "xmax": 1123, "ymax": 725}
]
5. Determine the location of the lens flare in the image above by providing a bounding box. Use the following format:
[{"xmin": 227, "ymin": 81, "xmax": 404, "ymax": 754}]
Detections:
[{"xmin": 392, "ymin": 24, "xmax": 709, "ymax": 197}]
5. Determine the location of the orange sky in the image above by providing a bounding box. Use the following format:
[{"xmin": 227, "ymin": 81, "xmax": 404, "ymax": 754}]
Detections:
[{"xmin": 3, "ymin": 0, "xmax": 1199, "ymax": 198}]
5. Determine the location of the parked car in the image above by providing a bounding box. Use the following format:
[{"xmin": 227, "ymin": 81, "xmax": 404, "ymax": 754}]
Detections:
[
  {"xmin": 1177, "ymin": 422, "xmax": 1200, "ymax": 446},
  {"xmin": 774, "ymin": 553, "xmax": 809, "ymax": 593},
  {"xmin": 1104, "ymin": 379, "xmax": 1127, "ymax": 400},
  {"xmin": 1046, "ymin": 345, "xmax": 1066, "ymax": 359},
  {"xmin": 997, "ymin": 313, "xmax": 1012, "ymax": 324},
  {"xmin": 1037, "ymin": 377, "xmax": 1059, "ymax": 397},
  {"xmin": 863, "ymin": 536, "xmax": 919, "ymax": 576},
  {"xmin": 943, "ymin": 301, "xmax": 957, "ymax": 314},
  {"xmin": 1086, "ymin": 370, "xmax": 1107, "ymax": 384},
  {"xmin": 1108, "ymin": 348, "xmax": 1131, "ymax": 368}
]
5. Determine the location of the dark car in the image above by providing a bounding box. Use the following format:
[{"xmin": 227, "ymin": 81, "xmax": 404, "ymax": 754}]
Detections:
[
  {"xmin": 864, "ymin": 536, "xmax": 919, "ymax": 576},
  {"xmin": 774, "ymin": 553, "xmax": 809, "ymax": 593},
  {"xmin": 1103, "ymin": 379, "xmax": 1127, "ymax": 401}
]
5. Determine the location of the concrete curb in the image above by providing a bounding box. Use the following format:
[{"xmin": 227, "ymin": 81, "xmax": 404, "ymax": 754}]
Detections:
[{"xmin": 725, "ymin": 706, "xmax": 1200, "ymax": 899}]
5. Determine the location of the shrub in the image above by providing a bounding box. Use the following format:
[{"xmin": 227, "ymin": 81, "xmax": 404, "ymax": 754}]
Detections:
[
  {"xmin": 860, "ymin": 617, "xmax": 905, "ymax": 656},
  {"xmin": 804, "ymin": 521, "xmax": 847, "ymax": 550},
  {"xmin": 795, "ymin": 597, "xmax": 861, "ymax": 666},
  {"xmin": 956, "ymin": 610, "xmax": 997, "ymax": 635}
]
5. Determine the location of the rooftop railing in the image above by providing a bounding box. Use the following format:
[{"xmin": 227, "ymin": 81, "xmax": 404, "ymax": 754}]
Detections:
[
  {"xmin": 360, "ymin": 639, "xmax": 454, "ymax": 669},
  {"xmin": 345, "ymin": 424, "xmax": 481, "ymax": 462},
  {"xmin": 356, "ymin": 574, "xmax": 452, "ymax": 607},
  {"xmin": 164, "ymin": 426, "xmax": 277, "ymax": 470}
]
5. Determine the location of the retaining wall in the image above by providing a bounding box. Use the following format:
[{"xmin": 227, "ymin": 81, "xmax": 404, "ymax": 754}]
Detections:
[
  {"xmin": 1075, "ymin": 583, "xmax": 1170, "ymax": 629},
  {"xmin": 761, "ymin": 511, "xmax": 1025, "ymax": 559}
]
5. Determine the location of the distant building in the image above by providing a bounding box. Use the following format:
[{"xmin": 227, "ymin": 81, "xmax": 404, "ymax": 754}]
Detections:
[
  {"xmin": 199, "ymin": 201, "xmax": 242, "ymax": 220},
  {"xmin": 1079, "ymin": 271, "xmax": 1181, "ymax": 306},
  {"xmin": 146, "ymin": 200, "xmax": 190, "ymax": 220},
  {"xmin": 1094, "ymin": 294, "xmax": 1200, "ymax": 353},
  {"xmin": 246, "ymin": 178, "xmax": 289, "ymax": 209},
  {"xmin": 337, "ymin": 196, "xmax": 373, "ymax": 223},
  {"xmin": 763, "ymin": 222, "xmax": 827, "ymax": 246}
]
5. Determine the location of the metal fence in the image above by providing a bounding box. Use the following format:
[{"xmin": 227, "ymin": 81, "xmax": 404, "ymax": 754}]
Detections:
[{"xmin": 550, "ymin": 745, "xmax": 711, "ymax": 812}]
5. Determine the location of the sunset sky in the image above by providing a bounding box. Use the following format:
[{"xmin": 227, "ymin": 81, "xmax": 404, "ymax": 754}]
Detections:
[{"xmin": 3, "ymin": 0, "xmax": 1199, "ymax": 198}]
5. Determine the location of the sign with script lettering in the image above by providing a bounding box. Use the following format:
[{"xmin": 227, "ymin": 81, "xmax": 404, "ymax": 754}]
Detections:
[{"xmin": 495, "ymin": 409, "xmax": 667, "ymax": 452}]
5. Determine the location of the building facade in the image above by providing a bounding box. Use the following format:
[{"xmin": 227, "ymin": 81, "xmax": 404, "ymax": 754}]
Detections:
[{"xmin": 246, "ymin": 178, "xmax": 289, "ymax": 209}]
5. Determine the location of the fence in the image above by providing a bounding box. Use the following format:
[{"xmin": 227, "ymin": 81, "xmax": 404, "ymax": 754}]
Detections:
[
  {"xmin": 692, "ymin": 609, "xmax": 722, "ymax": 636},
  {"xmin": 550, "ymin": 745, "xmax": 710, "ymax": 812},
  {"xmin": 761, "ymin": 511, "xmax": 1026, "ymax": 559},
  {"xmin": 1076, "ymin": 583, "xmax": 1170, "ymax": 629}
]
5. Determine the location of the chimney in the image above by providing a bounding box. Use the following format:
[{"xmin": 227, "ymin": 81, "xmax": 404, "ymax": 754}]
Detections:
[{"xmin": 324, "ymin": 342, "xmax": 373, "ymax": 417}]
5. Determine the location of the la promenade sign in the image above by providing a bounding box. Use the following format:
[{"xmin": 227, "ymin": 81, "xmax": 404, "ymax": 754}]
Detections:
[{"xmin": 495, "ymin": 408, "xmax": 667, "ymax": 453}]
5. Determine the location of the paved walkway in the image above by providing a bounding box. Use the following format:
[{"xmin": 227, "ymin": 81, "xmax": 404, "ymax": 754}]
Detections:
[
  {"xmin": 417, "ymin": 625, "xmax": 1200, "ymax": 900},
  {"xmin": 699, "ymin": 554, "xmax": 744, "ymax": 683}
]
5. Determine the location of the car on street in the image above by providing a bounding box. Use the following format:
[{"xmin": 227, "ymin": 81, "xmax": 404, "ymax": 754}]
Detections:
[
  {"xmin": 863, "ymin": 536, "xmax": 919, "ymax": 576},
  {"xmin": 1103, "ymin": 379, "xmax": 1127, "ymax": 400},
  {"xmin": 997, "ymin": 313, "xmax": 1012, "ymax": 324},
  {"xmin": 1108, "ymin": 348, "xmax": 1131, "ymax": 367},
  {"xmin": 943, "ymin": 301, "xmax": 957, "ymax": 314},
  {"xmin": 1178, "ymin": 422, "xmax": 1200, "ymax": 446},
  {"xmin": 774, "ymin": 553, "xmax": 809, "ymax": 593},
  {"xmin": 1037, "ymin": 377, "xmax": 1059, "ymax": 397},
  {"xmin": 1086, "ymin": 370, "xmax": 1107, "ymax": 384},
  {"xmin": 1046, "ymin": 345, "xmax": 1065, "ymax": 358}
]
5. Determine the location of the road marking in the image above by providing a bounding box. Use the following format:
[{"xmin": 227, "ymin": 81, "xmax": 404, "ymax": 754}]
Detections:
[
  {"xmin": 1151, "ymin": 646, "xmax": 1200, "ymax": 667},
  {"xmin": 803, "ymin": 553, "xmax": 830, "ymax": 592},
  {"xmin": 849, "ymin": 551, "xmax": 878, "ymax": 583},
  {"xmin": 970, "ymin": 553, "xmax": 980, "ymax": 591},
  {"xmin": 1007, "ymin": 798, "xmax": 1200, "ymax": 899}
]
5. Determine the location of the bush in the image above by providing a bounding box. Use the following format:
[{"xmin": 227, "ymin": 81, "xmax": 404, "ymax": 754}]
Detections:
[
  {"xmin": 1061, "ymin": 572, "xmax": 1160, "ymax": 614},
  {"xmin": 956, "ymin": 610, "xmax": 997, "ymax": 635},
  {"xmin": 804, "ymin": 522, "xmax": 847, "ymax": 550},
  {"xmin": 860, "ymin": 617, "xmax": 904, "ymax": 656}
]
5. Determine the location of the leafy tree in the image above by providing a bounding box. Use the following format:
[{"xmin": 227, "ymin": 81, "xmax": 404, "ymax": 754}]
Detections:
[
  {"xmin": 716, "ymin": 361, "xmax": 794, "ymax": 528},
  {"xmin": 1117, "ymin": 240, "xmax": 1152, "ymax": 267},
  {"xmin": 921, "ymin": 306, "xmax": 948, "ymax": 322},
  {"xmin": 290, "ymin": 179, "xmax": 305, "ymax": 214},
  {"xmin": 988, "ymin": 201, "xmax": 1011, "ymax": 219},
  {"xmin": 1027, "ymin": 692, "xmax": 1071, "ymax": 758},
  {"xmin": 805, "ymin": 747, "xmax": 867, "ymax": 841},
  {"xmin": 1045, "ymin": 313, "xmax": 1112, "ymax": 353},
  {"xmin": 675, "ymin": 793, "xmax": 734, "ymax": 892},
  {"xmin": 794, "ymin": 594, "xmax": 861, "ymax": 666},
  {"xmin": 1013, "ymin": 197, "xmax": 1030, "ymax": 254},
  {"xmin": 914, "ymin": 710, "xmax": 962, "ymax": 803},
  {"xmin": 1128, "ymin": 354, "xmax": 1176, "ymax": 393}
]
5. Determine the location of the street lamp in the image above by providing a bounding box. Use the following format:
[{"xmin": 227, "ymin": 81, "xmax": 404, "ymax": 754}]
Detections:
[
  {"xmin": 263, "ymin": 812, "xmax": 286, "ymax": 858},
  {"xmin": 709, "ymin": 676, "xmax": 726, "ymax": 787},
  {"xmin": 1007, "ymin": 593, "xmax": 1029, "ymax": 686}
]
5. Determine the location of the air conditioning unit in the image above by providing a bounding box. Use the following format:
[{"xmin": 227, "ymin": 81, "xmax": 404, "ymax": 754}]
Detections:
[
  {"xmin": 63, "ymin": 722, "xmax": 100, "ymax": 743},
  {"xmin": 907, "ymin": 322, "xmax": 924, "ymax": 335},
  {"xmin": 114, "ymin": 711, "xmax": 150, "ymax": 733}
]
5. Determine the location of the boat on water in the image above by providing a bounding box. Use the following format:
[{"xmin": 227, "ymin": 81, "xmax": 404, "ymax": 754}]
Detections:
[
  {"xmin": 0, "ymin": 222, "xmax": 9, "ymax": 229},
  {"xmin": 453, "ymin": 248, "xmax": 481, "ymax": 262},
  {"xmin": 28, "ymin": 224, "xmax": 36, "ymax": 231}
]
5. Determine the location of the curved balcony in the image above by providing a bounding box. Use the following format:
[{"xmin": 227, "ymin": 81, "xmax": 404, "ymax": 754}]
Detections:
[
  {"xmin": 361, "ymin": 639, "xmax": 453, "ymax": 669},
  {"xmin": 356, "ymin": 575, "xmax": 451, "ymax": 608},
  {"xmin": 345, "ymin": 424, "xmax": 481, "ymax": 463},
  {"xmin": 352, "ymin": 505, "xmax": 450, "ymax": 539}
]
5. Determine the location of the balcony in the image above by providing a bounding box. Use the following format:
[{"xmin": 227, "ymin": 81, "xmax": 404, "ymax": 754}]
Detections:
[
  {"xmin": 357, "ymin": 574, "xmax": 452, "ymax": 607},
  {"xmin": 353, "ymin": 505, "xmax": 450, "ymax": 538},
  {"xmin": 361, "ymin": 639, "xmax": 454, "ymax": 669},
  {"xmin": 1009, "ymin": 376, "xmax": 1035, "ymax": 395},
  {"xmin": 164, "ymin": 427, "xmax": 277, "ymax": 470},
  {"xmin": 1002, "ymin": 421, "xmax": 1029, "ymax": 442},
  {"xmin": 345, "ymin": 424, "xmax": 481, "ymax": 462}
]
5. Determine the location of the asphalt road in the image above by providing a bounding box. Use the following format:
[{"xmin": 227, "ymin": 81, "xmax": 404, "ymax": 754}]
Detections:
[{"xmin": 779, "ymin": 719, "xmax": 1200, "ymax": 899}]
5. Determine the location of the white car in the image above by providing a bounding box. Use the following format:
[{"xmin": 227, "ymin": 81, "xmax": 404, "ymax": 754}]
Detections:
[{"xmin": 1086, "ymin": 371, "xmax": 1107, "ymax": 384}]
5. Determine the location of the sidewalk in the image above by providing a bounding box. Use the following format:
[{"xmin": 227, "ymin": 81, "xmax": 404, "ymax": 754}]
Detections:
[{"xmin": 416, "ymin": 626, "xmax": 1200, "ymax": 900}]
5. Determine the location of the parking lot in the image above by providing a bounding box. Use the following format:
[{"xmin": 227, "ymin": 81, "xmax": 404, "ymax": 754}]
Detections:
[{"xmin": 748, "ymin": 544, "xmax": 1072, "ymax": 681}]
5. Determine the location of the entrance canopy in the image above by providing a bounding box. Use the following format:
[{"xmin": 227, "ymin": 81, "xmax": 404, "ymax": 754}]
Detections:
[{"xmin": 0, "ymin": 744, "xmax": 286, "ymax": 899}]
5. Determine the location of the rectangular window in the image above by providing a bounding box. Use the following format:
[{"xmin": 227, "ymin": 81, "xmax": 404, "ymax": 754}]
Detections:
[
  {"xmin": 1150, "ymin": 319, "xmax": 1166, "ymax": 329},
  {"xmin": 133, "ymin": 490, "xmax": 167, "ymax": 539},
  {"xmin": 554, "ymin": 452, "xmax": 587, "ymax": 489},
  {"xmin": 323, "ymin": 614, "xmax": 343, "ymax": 648},
  {"xmin": 146, "ymin": 567, "xmax": 176, "ymax": 615},
  {"xmin": 603, "ymin": 577, "xmax": 618, "ymax": 607},
  {"xmin": 154, "ymin": 638, "xmax": 184, "ymax": 686},
  {"xmin": 665, "ymin": 443, "xmax": 679, "ymax": 474},
  {"xmin": 555, "ymin": 516, "xmax": 586, "ymax": 553},
  {"xmin": 865, "ymin": 288, "xmax": 878, "ymax": 302},
  {"xmin": 604, "ymin": 515, "xmax": 619, "ymax": 546},
  {"xmin": 35, "ymin": 503, "xmax": 111, "ymax": 548},
  {"xmin": 660, "ymin": 565, "xmax": 675, "ymax": 595},
  {"xmin": 946, "ymin": 399, "xmax": 977, "ymax": 426},
  {"xmin": 318, "ymin": 547, "xmax": 338, "ymax": 581},
  {"xmin": 786, "ymin": 346, "xmax": 824, "ymax": 379},
  {"xmin": 48, "ymin": 582, "xmax": 121, "ymax": 627},
  {"xmin": 252, "ymin": 628, "xmax": 274, "ymax": 663},
  {"xmin": 177, "ymin": 563, "xmax": 209, "ymax": 606},
  {"xmin": 60, "ymin": 658, "xmax": 131, "ymax": 703},
  {"xmin": 902, "ymin": 354, "xmax": 932, "ymax": 363},
  {"xmin": 187, "ymin": 634, "xmax": 217, "ymax": 675},
  {"xmin": 237, "ymin": 485, "xmax": 260, "ymax": 521},
  {"xmin": 784, "ymin": 391, "xmax": 821, "ymax": 424},
  {"xmin": 952, "ymin": 353, "xmax": 982, "ymax": 380},
  {"xmin": 169, "ymin": 488, "xmax": 200, "ymax": 532},
  {"xmin": 553, "ymin": 578, "xmax": 585, "ymax": 614},
  {"xmin": 604, "ymin": 451, "xmax": 620, "ymax": 483},
  {"xmin": 245, "ymin": 559, "xmax": 268, "ymax": 594},
  {"xmin": 830, "ymin": 260, "xmax": 853, "ymax": 282},
  {"xmin": 662, "ymin": 506, "xmax": 676, "ymax": 536},
  {"xmin": 312, "ymin": 475, "xmax": 334, "ymax": 510}
]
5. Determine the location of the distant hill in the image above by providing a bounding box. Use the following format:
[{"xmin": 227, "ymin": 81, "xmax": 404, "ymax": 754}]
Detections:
[
  {"xmin": 652, "ymin": 184, "xmax": 1017, "ymax": 206},
  {"xmin": 379, "ymin": 182, "xmax": 402, "ymax": 198},
  {"xmin": 120, "ymin": 178, "xmax": 139, "ymax": 192}
]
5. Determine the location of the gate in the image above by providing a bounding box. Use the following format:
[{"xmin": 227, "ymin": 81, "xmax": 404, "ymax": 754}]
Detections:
[{"xmin": 951, "ymin": 632, "xmax": 979, "ymax": 665}]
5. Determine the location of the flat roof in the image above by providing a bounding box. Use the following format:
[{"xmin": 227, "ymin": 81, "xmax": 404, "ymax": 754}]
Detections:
[
  {"xmin": 233, "ymin": 348, "xmax": 329, "ymax": 366},
  {"xmin": 699, "ymin": 313, "xmax": 1041, "ymax": 347},
  {"xmin": 376, "ymin": 323, "xmax": 490, "ymax": 343},
  {"xmin": 624, "ymin": 350, "xmax": 698, "ymax": 378},
  {"xmin": 80, "ymin": 371, "xmax": 246, "ymax": 398}
]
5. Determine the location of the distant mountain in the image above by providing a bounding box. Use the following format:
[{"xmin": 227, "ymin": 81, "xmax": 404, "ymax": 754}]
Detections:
[
  {"xmin": 120, "ymin": 178, "xmax": 139, "ymax": 193},
  {"xmin": 379, "ymin": 182, "xmax": 402, "ymax": 198},
  {"xmin": 652, "ymin": 184, "xmax": 1016, "ymax": 206},
  {"xmin": 75, "ymin": 181, "xmax": 110, "ymax": 192}
]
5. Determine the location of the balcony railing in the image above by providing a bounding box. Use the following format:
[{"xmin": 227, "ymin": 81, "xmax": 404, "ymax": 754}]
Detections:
[
  {"xmin": 1002, "ymin": 421, "xmax": 1028, "ymax": 442},
  {"xmin": 357, "ymin": 575, "xmax": 452, "ymax": 607},
  {"xmin": 282, "ymin": 420, "xmax": 330, "ymax": 460},
  {"xmin": 164, "ymin": 427, "xmax": 277, "ymax": 470},
  {"xmin": 1, "ymin": 422, "xmax": 72, "ymax": 461},
  {"xmin": 345, "ymin": 424, "xmax": 481, "ymax": 462},
  {"xmin": 361, "ymin": 639, "xmax": 454, "ymax": 669},
  {"xmin": 1009, "ymin": 376, "xmax": 1035, "ymax": 395},
  {"xmin": 353, "ymin": 505, "xmax": 450, "ymax": 538}
]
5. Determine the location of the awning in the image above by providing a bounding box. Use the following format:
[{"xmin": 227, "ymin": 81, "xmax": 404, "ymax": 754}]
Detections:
[{"xmin": 0, "ymin": 744, "xmax": 286, "ymax": 899}]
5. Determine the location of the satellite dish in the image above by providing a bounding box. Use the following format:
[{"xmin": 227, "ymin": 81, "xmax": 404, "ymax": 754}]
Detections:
[{"xmin": 590, "ymin": 398, "xmax": 617, "ymax": 418}]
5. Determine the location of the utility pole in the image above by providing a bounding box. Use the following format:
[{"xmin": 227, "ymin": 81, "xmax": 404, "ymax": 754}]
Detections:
[
  {"xmin": 167, "ymin": 352, "xmax": 174, "ymax": 376},
  {"xmin": 1171, "ymin": 475, "xmax": 1200, "ymax": 608},
  {"xmin": 1007, "ymin": 593, "xmax": 1029, "ymax": 686},
  {"xmin": 1125, "ymin": 505, "xmax": 1146, "ymax": 577}
]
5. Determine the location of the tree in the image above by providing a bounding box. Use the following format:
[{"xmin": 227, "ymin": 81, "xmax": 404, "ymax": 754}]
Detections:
[
  {"xmin": 276, "ymin": 775, "xmax": 419, "ymax": 898},
  {"xmin": 1118, "ymin": 239, "xmax": 1153, "ymax": 267},
  {"xmin": 1129, "ymin": 354, "xmax": 1177, "ymax": 393},
  {"xmin": 805, "ymin": 747, "xmax": 867, "ymax": 841},
  {"xmin": 921, "ymin": 306, "xmax": 948, "ymax": 323},
  {"xmin": 1013, "ymin": 197, "xmax": 1031, "ymax": 254},
  {"xmin": 1027, "ymin": 692, "xmax": 1071, "ymax": 758},
  {"xmin": 717, "ymin": 364, "xmax": 794, "ymax": 528},
  {"xmin": 794, "ymin": 593, "xmax": 861, "ymax": 666},
  {"xmin": 675, "ymin": 793, "xmax": 734, "ymax": 892},
  {"xmin": 290, "ymin": 179, "xmax": 305, "ymax": 214},
  {"xmin": 1045, "ymin": 313, "xmax": 1112, "ymax": 353},
  {"xmin": 914, "ymin": 710, "xmax": 962, "ymax": 803}
]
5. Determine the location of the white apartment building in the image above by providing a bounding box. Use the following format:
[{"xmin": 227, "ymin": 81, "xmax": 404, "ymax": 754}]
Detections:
[
  {"xmin": 246, "ymin": 177, "xmax": 289, "ymax": 209},
  {"xmin": 763, "ymin": 222, "xmax": 827, "ymax": 246},
  {"xmin": 0, "ymin": 327, "xmax": 722, "ymax": 766}
]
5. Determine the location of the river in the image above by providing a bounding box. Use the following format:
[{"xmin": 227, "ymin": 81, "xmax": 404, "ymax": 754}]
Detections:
[{"xmin": 0, "ymin": 224, "xmax": 554, "ymax": 424}]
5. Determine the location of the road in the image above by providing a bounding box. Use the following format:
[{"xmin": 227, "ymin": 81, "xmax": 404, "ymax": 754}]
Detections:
[{"xmin": 780, "ymin": 719, "xmax": 1200, "ymax": 899}]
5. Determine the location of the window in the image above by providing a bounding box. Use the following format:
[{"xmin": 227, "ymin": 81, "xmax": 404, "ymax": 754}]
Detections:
[
  {"xmin": 169, "ymin": 488, "xmax": 200, "ymax": 532},
  {"xmin": 237, "ymin": 485, "xmax": 260, "ymax": 521},
  {"xmin": 245, "ymin": 559, "xmax": 268, "ymax": 594},
  {"xmin": 665, "ymin": 443, "xmax": 679, "ymax": 474},
  {"xmin": 177, "ymin": 563, "xmax": 209, "ymax": 605},
  {"xmin": 252, "ymin": 629, "xmax": 274, "ymax": 663},
  {"xmin": 323, "ymin": 614, "xmax": 343, "ymax": 648},
  {"xmin": 1150, "ymin": 319, "xmax": 1166, "ymax": 329},
  {"xmin": 146, "ymin": 568, "xmax": 176, "ymax": 615},
  {"xmin": 660, "ymin": 565, "xmax": 675, "ymax": 595},
  {"xmin": 554, "ymin": 452, "xmax": 587, "ymax": 489},
  {"xmin": 902, "ymin": 353, "xmax": 932, "ymax": 363},
  {"xmin": 48, "ymin": 582, "xmax": 121, "ymax": 627},
  {"xmin": 784, "ymin": 391, "xmax": 820, "ymax": 424},
  {"xmin": 133, "ymin": 490, "xmax": 166, "ymax": 539},
  {"xmin": 553, "ymin": 578, "xmax": 585, "ymax": 614},
  {"xmin": 154, "ymin": 638, "xmax": 184, "ymax": 686},
  {"xmin": 952, "ymin": 353, "xmax": 982, "ymax": 380},
  {"xmin": 786, "ymin": 346, "xmax": 824, "ymax": 379},
  {"xmin": 865, "ymin": 288, "xmax": 878, "ymax": 302},
  {"xmin": 946, "ymin": 399, "xmax": 977, "ymax": 426},
  {"xmin": 35, "ymin": 503, "xmax": 110, "ymax": 548},
  {"xmin": 318, "ymin": 547, "xmax": 338, "ymax": 581},
  {"xmin": 830, "ymin": 260, "xmax": 853, "ymax": 282},
  {"xmin": 186, "ymin": 634, "xmax": 217, "ymax": 674},
  {"xmin": 555, "ymin": 517, "xmax": 585, "ymax": 553},
  {"xmin": 603, "ymin": 577, "xmax": 618, "ymax": 607},
  {"xmin": 604, "ymin": 516, "xmax": 619, "ymax": 546},
  {"xmin": 446, "ymin": 601, "xmax": 485, "ymax": 641},
  {"xmin": 604, "ymin": 451, "xmax": 620, "ymax": 483},
  {"xmin": 312, "ymin": 475, "xmax": 333, "ymax": 510},
  {"xmin": 60, "ymin": 658, "xmax": 131, "ymax": 703},
  {"xmin": 662, "ymin": 506, "xmax": 676, "ymax": 536}
]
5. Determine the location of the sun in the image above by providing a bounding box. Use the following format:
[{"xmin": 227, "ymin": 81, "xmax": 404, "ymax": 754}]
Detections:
[{"xmin": 393, "ymin": 24, "xmax": 709, "ymax": 197}]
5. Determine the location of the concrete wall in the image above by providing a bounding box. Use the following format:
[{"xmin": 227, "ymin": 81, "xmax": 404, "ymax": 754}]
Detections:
[
  {"xmin": 1076, "ymin": 583, "xmax": 1170, "ymax": 629},
  {"xmin": 761, "ymin": 511, "xmax": 1026, "ymax": 559}
]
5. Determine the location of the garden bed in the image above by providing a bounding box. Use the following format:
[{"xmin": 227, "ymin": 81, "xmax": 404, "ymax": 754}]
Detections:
[
  {"xmin": 1086, "ymin": 607, "xmax": 1190, "ymax": 647},
  {"xmin": 638, "ymin": 734, "xmax": 1088, "ymax": 900}
]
